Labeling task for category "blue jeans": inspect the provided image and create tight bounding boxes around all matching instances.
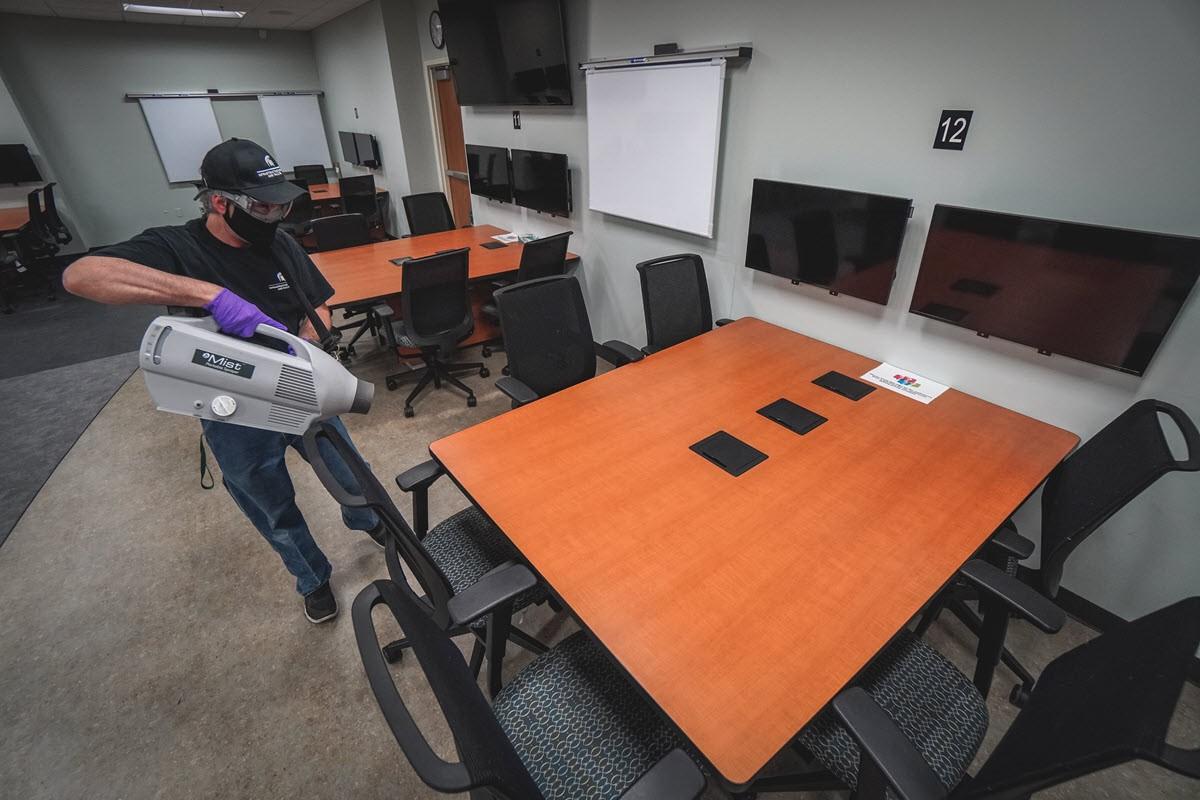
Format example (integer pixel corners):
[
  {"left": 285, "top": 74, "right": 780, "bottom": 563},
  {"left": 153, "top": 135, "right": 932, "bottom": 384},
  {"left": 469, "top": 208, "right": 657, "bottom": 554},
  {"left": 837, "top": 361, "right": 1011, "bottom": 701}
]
[{"left": 201, "top": 416, "right": 379, "bottom": 596}]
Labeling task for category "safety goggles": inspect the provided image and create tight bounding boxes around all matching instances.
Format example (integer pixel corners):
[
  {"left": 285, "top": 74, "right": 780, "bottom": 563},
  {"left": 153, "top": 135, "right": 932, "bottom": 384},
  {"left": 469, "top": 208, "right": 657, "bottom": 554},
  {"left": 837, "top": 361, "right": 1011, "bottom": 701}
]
[{"left": 215, "top": 191, "right": 293, "bottom": 223}]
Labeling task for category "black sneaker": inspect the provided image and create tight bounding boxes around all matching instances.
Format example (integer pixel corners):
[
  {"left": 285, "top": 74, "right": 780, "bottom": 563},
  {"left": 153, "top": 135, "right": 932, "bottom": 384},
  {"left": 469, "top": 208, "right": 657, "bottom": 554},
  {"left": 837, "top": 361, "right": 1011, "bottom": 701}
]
[
  {"left": 364, "top": 522, "right": 387, "bottom": 550},
  {"left": 304, "top": 582, "right": 338, "bottom": 624}
]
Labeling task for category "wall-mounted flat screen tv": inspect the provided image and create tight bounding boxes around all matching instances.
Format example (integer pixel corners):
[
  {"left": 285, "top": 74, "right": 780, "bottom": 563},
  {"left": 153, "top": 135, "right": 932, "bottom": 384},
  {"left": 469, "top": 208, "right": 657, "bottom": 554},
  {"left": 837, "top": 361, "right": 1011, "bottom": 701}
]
[
  {"left": 338, "top": 131, "right": 358, "bottom": 164},
  {"left": 744, "top": 179, "right": 912, "bottom": 306},
  {"left": 438, "top": 0, "right": 572, "bottom": 106},
  {"left": 353, "top": 133, "right": 380, "bottom": 168},
  {"left": 511, "top": 148, "right": 570, "bottom": 216},
  {"left": 465, "top": 144, "right": 512, "bottom": 202},
  {"left": 910, "top": 204, "right": 1200, "bottom": 375},
  {"left": 0, "top": 144, "right": 42, "bottom": 184}
]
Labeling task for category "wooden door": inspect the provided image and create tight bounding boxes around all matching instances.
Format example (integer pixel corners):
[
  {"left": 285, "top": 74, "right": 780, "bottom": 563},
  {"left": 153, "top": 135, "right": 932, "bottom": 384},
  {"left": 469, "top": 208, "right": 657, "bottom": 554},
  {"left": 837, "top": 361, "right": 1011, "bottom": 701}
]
[{"left": 433, "top": 66, "right": 472, "bottom": 227}]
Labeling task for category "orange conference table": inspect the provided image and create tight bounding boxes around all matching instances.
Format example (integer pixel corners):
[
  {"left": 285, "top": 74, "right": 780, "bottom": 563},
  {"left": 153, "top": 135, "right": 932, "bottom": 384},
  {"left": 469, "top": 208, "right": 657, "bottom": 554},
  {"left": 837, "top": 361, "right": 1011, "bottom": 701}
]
[
  {"left": 0, "top": 206, "right": 30, "bottom": 233},
  {"left": 430, "top": 318, "right": 1078, "bottom": 786}
]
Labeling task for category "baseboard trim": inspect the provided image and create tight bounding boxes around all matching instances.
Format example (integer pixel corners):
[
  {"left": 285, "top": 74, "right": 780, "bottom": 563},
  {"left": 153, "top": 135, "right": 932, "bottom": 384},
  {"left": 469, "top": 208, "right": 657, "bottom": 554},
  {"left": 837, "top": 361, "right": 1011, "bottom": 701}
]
[{"left": 1018, "top": 567, "right": 1200, "bottom": 686}]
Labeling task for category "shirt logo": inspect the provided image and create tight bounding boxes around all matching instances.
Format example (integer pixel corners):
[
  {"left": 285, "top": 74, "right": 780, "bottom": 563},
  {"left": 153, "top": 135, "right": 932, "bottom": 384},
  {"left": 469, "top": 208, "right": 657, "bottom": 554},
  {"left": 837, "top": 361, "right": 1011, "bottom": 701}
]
[
  {"left": 268, "top": 271, "right": 290, "bottom": 292},
  {"left": 192, "top": 348, "right": 256, "bottom": 379}
]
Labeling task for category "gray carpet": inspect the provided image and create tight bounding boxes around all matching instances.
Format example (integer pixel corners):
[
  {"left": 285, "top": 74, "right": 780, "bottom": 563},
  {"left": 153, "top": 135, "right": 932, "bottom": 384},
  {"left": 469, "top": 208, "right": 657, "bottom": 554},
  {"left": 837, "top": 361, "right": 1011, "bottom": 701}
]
[{"left": 0, "top": 350, "right": 139, "bottom": 544}]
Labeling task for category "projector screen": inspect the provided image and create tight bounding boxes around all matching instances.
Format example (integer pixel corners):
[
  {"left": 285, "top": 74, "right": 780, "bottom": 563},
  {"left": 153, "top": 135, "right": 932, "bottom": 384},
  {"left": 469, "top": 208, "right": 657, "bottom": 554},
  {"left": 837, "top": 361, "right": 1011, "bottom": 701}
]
[
  {"left": 259, "top": 94, "right": 332, "bottom": 170},
  {"left": 139, "top": 98, "right": 222, "bottom": 183},
  {"left": 586, "top": 61, "right": 727, "bottom": 237}
]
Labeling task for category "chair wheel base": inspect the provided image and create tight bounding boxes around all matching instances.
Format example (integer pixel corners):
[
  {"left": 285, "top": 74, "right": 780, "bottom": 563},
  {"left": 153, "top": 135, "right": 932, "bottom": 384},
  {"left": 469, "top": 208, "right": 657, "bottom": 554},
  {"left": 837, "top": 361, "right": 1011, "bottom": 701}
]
[
  {"left": 1010, "top": 683, "right": 1032, "bottom": 707},
  {"left": 501, "top": 365, "right": 510, "bottom": 376},
  {"left": 386, "top": 377, "right": 398, "bottom": 391},
  {"left": 481, "top": 345, "right": 492, "bottom": 357},
  {"left": 382, "top": 643, "right": 405, "bottom": 663},
  {"left": 404, "top": 406, "right": 415, "bottom": 418},
  {"left": 467, "top": 395, "right": 477, "bottom": 408},
  {"left": 479, "top": 367, "right": 490, "bottom": 378}
]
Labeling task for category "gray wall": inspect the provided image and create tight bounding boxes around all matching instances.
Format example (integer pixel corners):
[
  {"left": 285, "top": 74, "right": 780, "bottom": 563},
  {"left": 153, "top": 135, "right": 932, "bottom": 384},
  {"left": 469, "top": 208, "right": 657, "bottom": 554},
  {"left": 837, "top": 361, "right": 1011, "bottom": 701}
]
[
  {"left": 313, "top": 0, "right": 413, "bottom": 235},
  {"left": 380, "top": 0, "right": 441, "bottom": 196},
  {"left": 423, "top": 0, "right": 1200, "bottom": 620},
  {"left": 0, "top": 14, "right": 320, "bottom": 247}
]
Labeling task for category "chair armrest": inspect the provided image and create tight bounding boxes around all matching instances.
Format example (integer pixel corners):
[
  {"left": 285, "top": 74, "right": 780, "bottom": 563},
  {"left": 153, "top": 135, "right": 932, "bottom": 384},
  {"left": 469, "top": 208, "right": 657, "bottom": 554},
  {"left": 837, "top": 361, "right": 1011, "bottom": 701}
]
[
  {"left": 447, "top": 562, "right": 537, "bottom": 627},
  {"left": 395, "top": 459, "right": 443, "bottom": 493},
  {"left": 595, "top": 340, "right": 645, "bottom": 367},
  {"left": 352, "top": 580, "right": 473, "bottom": 792},
  {"left": 496, "top": 376, "right": 539, "bottom": 407},
  {"left": 1155, "top": 399, "right": 1200, "bottom": 470},
  {"left": 715, "top": 318, "right": 735, "bottom": 327},
  {"left": 832, "top": 689, "right": 946, "bottom": 800},
  {"left": 372, "top": 303, "right": 394, "bottom": 320},
  {"left": 988, "top": 519, "right": 1035, "bottom": 561},
  {"left": 640, "top": 344, "right": 661, "bottom": 356},
  {"left": 618, "top": 748, "right": 705, "bottom": 800},
  {"left": 959, "top": 559, "right": 1066, "bottom": 633}
]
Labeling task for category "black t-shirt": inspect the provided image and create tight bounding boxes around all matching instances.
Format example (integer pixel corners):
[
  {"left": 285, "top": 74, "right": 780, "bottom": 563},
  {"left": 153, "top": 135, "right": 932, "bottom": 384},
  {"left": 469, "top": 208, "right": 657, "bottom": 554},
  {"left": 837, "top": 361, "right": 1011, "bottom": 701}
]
[{"left": 92, "top": 218, "right": 333, "bottom": 335}]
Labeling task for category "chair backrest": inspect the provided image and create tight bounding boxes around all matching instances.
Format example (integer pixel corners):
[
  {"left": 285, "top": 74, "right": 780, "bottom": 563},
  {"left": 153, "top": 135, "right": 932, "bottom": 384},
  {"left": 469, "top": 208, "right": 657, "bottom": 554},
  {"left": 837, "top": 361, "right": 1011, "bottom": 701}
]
[
  {"left": 24, "top": 189, "right": 55, "bottom": 247},
  {"left": 342, "top": 192, "right": 379, "bottom": 221},
  {"left": 400, "top": 247, "right": 473, "bottom": 347},
  {"left": 313, "top": 213, "right": 371, "bottom": 252},
  {"left": 293, "top": 164, "right": 328, "bottom": 185},
  {"left": 302, "top": 423, "right": 457, "bottom": 626},
  {"left": 41, "top": 182, "right": 72, "bottom": 245},
  {"left": 402, "top": 192, "right": 456, "bottom": 236},
  {"left": 516, "top": 231, "right": 572, "bottom": 283},
  {"left": 1038, "top": 399, "right": 1200, "bottom": 596},
  {"left": 339, "top": 174, "right": 376, "bottom": 196},
  {"left": 290, "top": 178, "right": 310, "bottom": 191},
  {"left": 636, "top": 253, "right": 713, "bottom": 352},
  {"left": 355, "top": 577, "right": 546, "bottom": 799},
  {"left": 961, "top": 596, "right": 1200, "bottom": 799},
  {"left": 495, "top": 275, "right": 597, "bottom": 398},
  {"left": 281, "top": 192, "right": 314, "bottom": 236}
]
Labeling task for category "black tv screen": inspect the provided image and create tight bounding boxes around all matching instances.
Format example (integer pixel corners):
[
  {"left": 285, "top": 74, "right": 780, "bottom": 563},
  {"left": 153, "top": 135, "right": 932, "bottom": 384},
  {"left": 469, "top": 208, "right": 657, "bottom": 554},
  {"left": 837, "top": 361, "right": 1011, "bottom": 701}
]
[
  {"left": 465, "top": 144, "right": 511, "bottom": 202},
  {"left": 910, "top": 205, "right": 1200, "bottom": 375},
  {"left": 0, "top": 144, "right": 41, "bottom": 184},
  {"left": 439, "top": 0, "right": 572, "bottom": 106},
  {"left": 511, "top": 148, "right": 570, "bottom": 216},
  {"left": 744, "top": 179, "right": 912, "bottom": 305},
  {"left": 338, "top": 131, "right": 358, "bottom": 164},
  {"left": 353, "top": 133, "right": 379, "bottom": 167}
]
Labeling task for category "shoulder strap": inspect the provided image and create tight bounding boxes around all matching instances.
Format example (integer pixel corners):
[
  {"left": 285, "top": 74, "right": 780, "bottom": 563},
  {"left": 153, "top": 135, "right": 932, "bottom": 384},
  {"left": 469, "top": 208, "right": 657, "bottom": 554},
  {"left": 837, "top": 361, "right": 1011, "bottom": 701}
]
[{"left": 274, "top": 247, "right": 341, "bottom": 354}]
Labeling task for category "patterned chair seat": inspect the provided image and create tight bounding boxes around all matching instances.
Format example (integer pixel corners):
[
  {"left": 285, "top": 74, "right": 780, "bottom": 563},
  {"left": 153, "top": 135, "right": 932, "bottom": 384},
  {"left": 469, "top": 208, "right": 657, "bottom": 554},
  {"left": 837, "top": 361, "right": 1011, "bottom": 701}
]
[
  {"left": 421, "top": 506, "right": 545, "bottom": 626},
  {"left": 799, "top": 630, "right": 988, "bottom": 798},
  {"left": 492, "top": 632, "right": 686, "bottom": 800}
]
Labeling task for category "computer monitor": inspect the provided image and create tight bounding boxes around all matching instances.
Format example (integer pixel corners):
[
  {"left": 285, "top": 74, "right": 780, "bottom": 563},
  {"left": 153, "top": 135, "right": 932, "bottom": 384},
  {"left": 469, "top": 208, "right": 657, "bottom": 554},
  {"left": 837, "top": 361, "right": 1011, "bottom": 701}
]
[
  {"left": 465, "top": 144, "right": 512, "bottom": 203},
  {"left": 353, "top": 133, "right": 379, "bottom": 167},
  {"left": 744, "top": 178, "right": 912, "bottom": 305},
  {"left": 910, "top": 204, "right": 1200, "bottom": 375},
  {"left": 0, "top": 144, "right": 42, "bottom": 184},
  {"left": 511, "top": 148, "right": 570, "bottom": 216},
  {"left": 338, "top": 131, "right": 359, "bottom": 164}
]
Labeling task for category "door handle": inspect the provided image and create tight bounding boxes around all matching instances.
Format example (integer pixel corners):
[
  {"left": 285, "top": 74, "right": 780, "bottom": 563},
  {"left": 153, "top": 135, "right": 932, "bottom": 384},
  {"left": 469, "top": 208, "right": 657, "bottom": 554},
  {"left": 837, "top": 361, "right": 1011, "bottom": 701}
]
[{"left": 446, "top": 170, "right": 467, "bottom": 180}]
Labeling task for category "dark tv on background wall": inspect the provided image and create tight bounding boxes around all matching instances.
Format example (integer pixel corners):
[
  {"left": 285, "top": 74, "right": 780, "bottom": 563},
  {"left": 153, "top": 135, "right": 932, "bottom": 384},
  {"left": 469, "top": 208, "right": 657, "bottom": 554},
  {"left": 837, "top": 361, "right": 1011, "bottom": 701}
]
[
  {"left": 744, "top": 179, "right": 912, "bottom": 306},
  {"left": 438, "top": 0, "right": 572, "bottom": 106},
  {"left": 465, "top": 144, "right": 512, "bottom": 202},
  {"left": 910, "top": 204, "right": 1200, "bottom": 376},
  {"left": 511, "top": 148, "right": 570, "bottom": 216},
  {"left": 352, "top": 133, "right": 380, "bottom": 168},
  {"left": 338, "top": 131, "right": 358, "bottom": 164},
  {"left": 0, "top": 144, "right": 42, "bottom": 184}
]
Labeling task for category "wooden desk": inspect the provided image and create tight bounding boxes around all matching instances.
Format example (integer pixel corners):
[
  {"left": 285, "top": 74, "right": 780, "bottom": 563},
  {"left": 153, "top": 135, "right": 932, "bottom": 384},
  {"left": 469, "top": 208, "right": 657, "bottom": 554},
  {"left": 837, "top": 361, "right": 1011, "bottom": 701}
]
[
  {"left": 430, "top": 318, "right": 1078, "bottom": 785},
  {"left": 306, "top": 183, "right": 387, "bottom": 203},
  {"left": 0, "top": 207, "right": 30, "bottom": 233},
  {"left": 310, "top": 224, "right": 580, "bottom": 307}
]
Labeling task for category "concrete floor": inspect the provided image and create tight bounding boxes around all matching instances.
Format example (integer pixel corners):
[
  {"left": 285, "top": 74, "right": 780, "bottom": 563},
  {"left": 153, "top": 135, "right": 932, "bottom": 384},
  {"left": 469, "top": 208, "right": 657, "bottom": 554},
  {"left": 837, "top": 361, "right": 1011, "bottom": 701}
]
[{"left": 1, "top": 343, "right": 1196, "bottom": 799}]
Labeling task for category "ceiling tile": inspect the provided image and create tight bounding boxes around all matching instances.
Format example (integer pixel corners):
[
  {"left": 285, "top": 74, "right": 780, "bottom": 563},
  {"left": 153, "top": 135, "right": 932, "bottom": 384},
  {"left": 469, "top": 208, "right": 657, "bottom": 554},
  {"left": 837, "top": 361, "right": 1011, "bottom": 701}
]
[
  {"left": 123, "top": 11, "right": 187, "bottom": 23},
  {"left": 0, "top": 0, "right": 53, "bottom": 15}
]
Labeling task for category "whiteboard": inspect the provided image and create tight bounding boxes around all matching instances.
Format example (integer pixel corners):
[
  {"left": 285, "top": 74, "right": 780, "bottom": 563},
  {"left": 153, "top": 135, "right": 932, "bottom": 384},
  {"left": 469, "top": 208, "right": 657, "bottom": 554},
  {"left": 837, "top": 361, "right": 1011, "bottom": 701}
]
[
  {"left": 139, "top": 98, "right": 222, "bottom": 183},
  {"left": 259, "top": 94, "right": 332, "bottom": 170},
  {"left": 586, "top": 61, "right": 727, "bottom": 237}
]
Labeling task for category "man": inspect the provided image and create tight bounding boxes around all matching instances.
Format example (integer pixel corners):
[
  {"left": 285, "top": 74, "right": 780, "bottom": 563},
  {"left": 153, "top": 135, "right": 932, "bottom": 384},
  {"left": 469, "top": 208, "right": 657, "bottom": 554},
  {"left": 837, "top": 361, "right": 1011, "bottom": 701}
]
[{"left": 63, "top": 138, "right": 383, "bottom": 624}]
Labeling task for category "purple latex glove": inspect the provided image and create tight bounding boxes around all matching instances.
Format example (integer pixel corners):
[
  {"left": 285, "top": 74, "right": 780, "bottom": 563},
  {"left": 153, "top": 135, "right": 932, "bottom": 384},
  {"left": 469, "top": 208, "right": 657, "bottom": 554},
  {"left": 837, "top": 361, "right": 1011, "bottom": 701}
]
[{"left": 204, "top": 288, "right": 287, "bottom": 338}]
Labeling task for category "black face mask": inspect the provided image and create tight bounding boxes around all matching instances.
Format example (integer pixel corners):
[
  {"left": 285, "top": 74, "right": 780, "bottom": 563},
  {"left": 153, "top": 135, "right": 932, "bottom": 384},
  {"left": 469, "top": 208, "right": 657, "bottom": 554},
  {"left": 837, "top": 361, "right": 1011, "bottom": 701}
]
[{"left": 224, "top": 204, "right": 279, "bottom": 252}]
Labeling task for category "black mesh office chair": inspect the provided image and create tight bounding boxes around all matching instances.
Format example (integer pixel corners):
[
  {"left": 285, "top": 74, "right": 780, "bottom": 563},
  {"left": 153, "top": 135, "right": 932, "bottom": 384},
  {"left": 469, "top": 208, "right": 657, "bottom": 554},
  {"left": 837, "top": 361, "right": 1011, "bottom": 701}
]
[
  {"left": 916, "top": 398, "right": 1200, "bottom": 703},
  {"left": 313, "top": 213, "right": 371, "bottom": 252},
  {"left": 302, "top": 422, "right": 550, "bottom": 698},
  {"left": 382, "top": 247, "right": 488, "bottom": 416},
  {"left": 293, "top": 164, "right": 328, "bottom": 186},
  {"left": 636, "top": 253, "right": 733, "bottom": 355},
  {"left": 480, "top": 231, "right": 573, "bottom": 359},
  {"left": 402, "top": 191, "right": 456, "bottom": 236},
  {"left": 755, "top": 596, "right": 1200, "bottom": 799},
  {"left": 41, "top": 183, "right": 71, "bottom": 246},
  {"left": 493, "top": 275, "right": 643, "bottom": 408},
  {"left": 342, "top": 192, "right": 382, "bottom": 230},
  {"left": 280, "top": 191, "right": 314, "bottom": 240},
  {"left": 353, "top": 575, "right": 706, "bottom": 799}
]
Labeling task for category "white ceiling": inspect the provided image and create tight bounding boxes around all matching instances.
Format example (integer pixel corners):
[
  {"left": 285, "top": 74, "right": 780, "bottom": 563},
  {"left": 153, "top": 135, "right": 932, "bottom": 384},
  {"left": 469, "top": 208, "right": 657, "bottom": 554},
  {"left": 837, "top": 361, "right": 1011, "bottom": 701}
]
[{"left": 0, "top": 0, "right": 371, "bottom": 30}]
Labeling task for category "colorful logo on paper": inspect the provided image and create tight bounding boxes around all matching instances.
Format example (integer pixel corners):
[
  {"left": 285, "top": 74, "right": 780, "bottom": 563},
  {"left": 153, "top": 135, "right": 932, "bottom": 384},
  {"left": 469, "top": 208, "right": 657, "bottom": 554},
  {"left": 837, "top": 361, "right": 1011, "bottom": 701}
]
[{"left": 893, "top": 374, "right": 921, "bottom": 388}]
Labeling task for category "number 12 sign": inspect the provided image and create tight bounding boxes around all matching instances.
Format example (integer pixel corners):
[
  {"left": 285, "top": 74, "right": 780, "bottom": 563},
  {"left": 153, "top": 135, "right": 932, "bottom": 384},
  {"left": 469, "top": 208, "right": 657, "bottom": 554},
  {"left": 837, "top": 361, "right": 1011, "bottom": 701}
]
[{"left": 934, "top": 110, "right": 973, "bottom": 150}]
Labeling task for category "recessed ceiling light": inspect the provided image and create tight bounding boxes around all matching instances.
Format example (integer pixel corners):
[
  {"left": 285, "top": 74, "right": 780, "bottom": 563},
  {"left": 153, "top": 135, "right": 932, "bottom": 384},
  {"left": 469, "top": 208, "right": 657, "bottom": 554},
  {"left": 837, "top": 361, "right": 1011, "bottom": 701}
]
[{"left": 123, "top": 3, "right": 246, "bottom": 18}]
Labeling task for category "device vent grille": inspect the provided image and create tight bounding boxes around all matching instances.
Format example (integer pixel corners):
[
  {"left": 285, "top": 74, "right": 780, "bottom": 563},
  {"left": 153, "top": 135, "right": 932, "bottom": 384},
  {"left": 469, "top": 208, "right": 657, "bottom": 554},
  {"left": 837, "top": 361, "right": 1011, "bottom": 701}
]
[
  {"left": 275, "top": 365, "right": 318, "bottom": 406},
  {"left": 268, "top": 404, "right": 310, "bottom": 431}
]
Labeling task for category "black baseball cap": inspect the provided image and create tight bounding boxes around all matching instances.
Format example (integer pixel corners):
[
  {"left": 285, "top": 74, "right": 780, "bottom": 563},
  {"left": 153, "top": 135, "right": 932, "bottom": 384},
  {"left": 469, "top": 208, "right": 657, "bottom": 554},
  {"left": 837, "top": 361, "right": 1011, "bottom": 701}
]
[{"left": 199, "top": 138, "right": 306, "bottom": 205}]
